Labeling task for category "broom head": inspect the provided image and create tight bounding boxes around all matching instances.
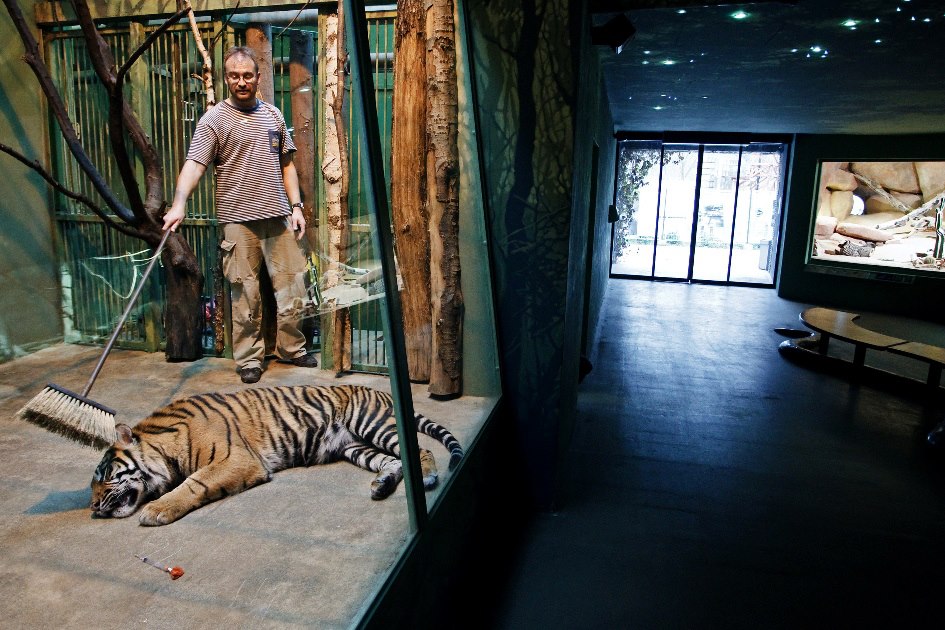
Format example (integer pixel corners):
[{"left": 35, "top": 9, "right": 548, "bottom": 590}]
[{"left": 16, "top": 383, "right": 117, "bottom": 449}]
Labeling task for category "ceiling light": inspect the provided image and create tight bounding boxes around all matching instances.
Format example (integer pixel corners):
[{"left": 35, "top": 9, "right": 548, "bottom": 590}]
[
  {"left": 731, "top": 11, "right": 749, "bottom": 20},
  {"left": 874, "top": 39, "right": 883, "bottom": 44},
  {"left": 810, "top": 45, "right": 823, "bottom": 52},
  {"left": 677, "top": 9, "right": 686, "bottom": 14},
  {"left": 653, "top": 106, "right": 664, "bottom": 110},
  {"left": 661, "top": 59, "right": 676, "bottom": 65},
  {"left": 842, "top": 19, "right": 858, "bottom": 27}
]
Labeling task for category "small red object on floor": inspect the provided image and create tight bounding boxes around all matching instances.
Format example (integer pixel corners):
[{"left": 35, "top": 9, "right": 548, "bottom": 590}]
[{"left": 135, "top": 554, "right": 185, "bottom": 580}]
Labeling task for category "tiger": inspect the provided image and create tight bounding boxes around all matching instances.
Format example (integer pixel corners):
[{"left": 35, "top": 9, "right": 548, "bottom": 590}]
[{"left": 90, "top": 384, "right": 464, "bottom": 526}]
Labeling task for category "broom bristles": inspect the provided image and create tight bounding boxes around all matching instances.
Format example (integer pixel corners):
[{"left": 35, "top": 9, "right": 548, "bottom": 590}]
[{"left": 15, "top": 383, "right": 117, "bottom": 449}]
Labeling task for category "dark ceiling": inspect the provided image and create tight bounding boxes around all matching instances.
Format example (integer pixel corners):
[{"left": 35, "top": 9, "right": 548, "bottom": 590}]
[{"left": 593, "top": 0, "right": 945, "bottom": 135}]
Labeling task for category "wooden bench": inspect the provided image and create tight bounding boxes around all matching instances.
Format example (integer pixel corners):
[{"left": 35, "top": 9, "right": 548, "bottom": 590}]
[
  {"left": 798, "top": 307, "right": 945, "bottom": 387},
  {"left": 886, "top": 341, "right": 945, "bottom": 388}
]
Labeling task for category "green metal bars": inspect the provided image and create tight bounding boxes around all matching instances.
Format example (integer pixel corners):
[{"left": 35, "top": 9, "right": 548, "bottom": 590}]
[{"left": 44, "top": 12, "right": 396, "bottom": 371}]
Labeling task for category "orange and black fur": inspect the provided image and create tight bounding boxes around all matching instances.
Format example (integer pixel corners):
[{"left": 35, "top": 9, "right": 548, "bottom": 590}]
[{"left": 90, "top": 385, "right": 463, "bottom": 526}]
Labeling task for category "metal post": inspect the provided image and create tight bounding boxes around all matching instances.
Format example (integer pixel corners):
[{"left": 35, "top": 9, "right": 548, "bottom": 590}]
[{"left": 342, "top": 0, "right": 428, "bottom": 532}]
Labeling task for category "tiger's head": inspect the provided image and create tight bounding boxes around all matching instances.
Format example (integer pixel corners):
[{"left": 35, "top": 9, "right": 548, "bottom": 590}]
[{"left": 90, "top": 423, "right": 149, "bottom": 518}]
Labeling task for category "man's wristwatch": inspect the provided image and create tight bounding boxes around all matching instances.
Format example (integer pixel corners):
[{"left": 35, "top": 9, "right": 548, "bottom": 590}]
[{"left": 291, "top": 202, "right": 304, "bottom": 211}]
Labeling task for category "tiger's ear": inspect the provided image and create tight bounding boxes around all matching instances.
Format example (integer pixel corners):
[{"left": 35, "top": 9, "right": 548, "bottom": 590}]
[{"left": 115, "top": 423, "right": 136, "bottom": 447}]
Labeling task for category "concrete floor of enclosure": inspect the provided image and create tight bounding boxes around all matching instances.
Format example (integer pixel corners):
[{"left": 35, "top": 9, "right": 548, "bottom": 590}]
[{"left": 0, "top": 345, "right": 489, "bottom": 629}]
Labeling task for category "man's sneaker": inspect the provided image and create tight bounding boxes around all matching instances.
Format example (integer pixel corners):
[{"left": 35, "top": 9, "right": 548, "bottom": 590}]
[
  {"left": 279, "top": 353, "right": 319, "bottom": 368},
  {"left": 239, "top": 366, "right": 262, "bottom": 383}
]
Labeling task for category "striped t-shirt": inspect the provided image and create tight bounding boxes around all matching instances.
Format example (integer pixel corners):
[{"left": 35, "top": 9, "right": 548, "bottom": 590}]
[{"left": 187, "top": 99, "right": 297, "bottom": 224}]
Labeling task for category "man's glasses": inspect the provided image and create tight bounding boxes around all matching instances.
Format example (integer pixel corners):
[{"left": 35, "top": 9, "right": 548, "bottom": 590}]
[{"left": 225, "top": 73, "right": 258, "bottom": 84}]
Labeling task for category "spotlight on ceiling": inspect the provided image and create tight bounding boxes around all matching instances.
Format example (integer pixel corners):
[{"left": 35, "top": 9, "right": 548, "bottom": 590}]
[{"left": 591, "top": 13, "right": 636, "bottom": 55}]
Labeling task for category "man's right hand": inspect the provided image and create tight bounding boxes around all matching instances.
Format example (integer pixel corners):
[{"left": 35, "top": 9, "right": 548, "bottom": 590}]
[{"left": 163, "top": 206, "right": 186, "bottom": 232}]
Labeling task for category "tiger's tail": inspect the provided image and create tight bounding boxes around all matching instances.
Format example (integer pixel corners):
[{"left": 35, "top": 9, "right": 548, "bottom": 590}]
[{"left": 415, "top": 414, "right": 464, "bottom": 470}]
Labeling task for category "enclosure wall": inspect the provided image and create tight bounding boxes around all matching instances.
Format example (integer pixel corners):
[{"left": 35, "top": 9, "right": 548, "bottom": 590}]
[{"left": 0, "top": 0, "right": 62, "bottom": 362}]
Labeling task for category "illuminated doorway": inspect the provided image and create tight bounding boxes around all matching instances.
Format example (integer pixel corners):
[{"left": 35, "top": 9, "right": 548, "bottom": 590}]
[{"left": 611, "top": 137, "right": 788, "bottom": 285}]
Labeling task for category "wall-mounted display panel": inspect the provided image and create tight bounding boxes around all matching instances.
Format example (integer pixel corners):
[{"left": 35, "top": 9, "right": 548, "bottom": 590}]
[{"left": 809, "top": 161, "right": 945, "bottom": 273}]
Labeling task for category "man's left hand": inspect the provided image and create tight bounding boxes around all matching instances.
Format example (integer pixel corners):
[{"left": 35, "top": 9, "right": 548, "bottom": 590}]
[{"left": 290, "top": 207, "right": 305, "bottom": 241}]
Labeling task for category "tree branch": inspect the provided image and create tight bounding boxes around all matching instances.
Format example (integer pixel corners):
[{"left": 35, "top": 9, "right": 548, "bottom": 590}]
[
  {"left": 0, "top": 143, "right": 142, "bottom": 237},
  {"left": 117, "top": 7, "right": 190, "bottom": 86},
  {"left": 181, "top": 0, "right": 215, "bottom": 109},
  {"left": 72, "top": 0, "right": 145, "bottom": 219},
  {"left": 2, "top": 0, "right": 135, "bottom": 224}
]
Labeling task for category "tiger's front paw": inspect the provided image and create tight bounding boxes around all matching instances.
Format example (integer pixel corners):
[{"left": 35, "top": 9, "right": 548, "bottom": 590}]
[{"left": 138, "top": 501, "right": 185, "bottom": 526}]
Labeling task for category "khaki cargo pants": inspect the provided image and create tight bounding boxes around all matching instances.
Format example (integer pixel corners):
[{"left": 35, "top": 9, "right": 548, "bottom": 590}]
[{"left": 221, "top": 217, "right": 309, "bottom": 370}]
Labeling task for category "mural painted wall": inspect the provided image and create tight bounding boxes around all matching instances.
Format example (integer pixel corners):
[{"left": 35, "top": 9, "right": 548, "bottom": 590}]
[
  {"left": 0, "top": 0, "right": 62, "bottom": 361},
  {"left": 467, "top": 0, "right": 576, "bottom": 508}
]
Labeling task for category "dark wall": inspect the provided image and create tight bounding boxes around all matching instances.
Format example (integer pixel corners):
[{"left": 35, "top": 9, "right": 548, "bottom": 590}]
[
  {"left": 467, "top": 0, "right": 578, "bottom": 510},
  {"left": 556, "top": 8, "right": 616, "bottom": 500},
  {"left": 778, "top": 132, "right": 945, "bottom": 322}
]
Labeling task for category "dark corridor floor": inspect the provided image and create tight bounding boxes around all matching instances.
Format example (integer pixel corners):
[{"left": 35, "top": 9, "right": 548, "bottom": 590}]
[{"left": 486, "top": 280, "right": 945, "bottom": 629}]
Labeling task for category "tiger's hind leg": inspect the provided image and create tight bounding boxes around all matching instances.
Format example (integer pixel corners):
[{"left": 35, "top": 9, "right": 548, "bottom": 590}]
[
  {"left": 339, "top": 444, "right": 439, "bottom": 499},
  {"left": 339, "top": 442, "right": 402, "bottom": 499}
]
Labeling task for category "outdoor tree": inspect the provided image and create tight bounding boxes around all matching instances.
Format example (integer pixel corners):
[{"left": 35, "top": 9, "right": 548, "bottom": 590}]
[
  {"left": 1, "top": 0, "right": 204, "bottom": 360},
  {"left": 613, "top": 145, "right": 683, "bottom": 259}
]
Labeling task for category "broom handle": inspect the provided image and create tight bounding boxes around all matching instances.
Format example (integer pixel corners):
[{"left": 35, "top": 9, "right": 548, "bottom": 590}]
[{"left": 81, "top": 229, "right": 172, "bottom": 397}]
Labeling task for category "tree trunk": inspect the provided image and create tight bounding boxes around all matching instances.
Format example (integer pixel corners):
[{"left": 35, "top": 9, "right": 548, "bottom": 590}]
[
  {"left": 322, "top": 11, "right": 352, "bottom": 374},
  {"left": 247, "top": 23, "right": 275, "bottom": 103},
  {"left": 161, "top": 232, "right": 204, "bottom": 361},
  {"left": 392, "top": 0, "right": 432, "bottom": 383},
  {"left": 426, "top": 0, "right": 463, "bottom": 396},
  {"left": 245, "top": 24, "right": 279, "bottom": 357},
  {"left": 290, "top": 30, "right": 318, "bottom": 346}
]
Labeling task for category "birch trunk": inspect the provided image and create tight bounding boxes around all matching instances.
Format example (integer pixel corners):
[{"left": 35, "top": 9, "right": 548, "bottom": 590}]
[
  {"left": 392, "top": 0, "right": 432, "bottom": 382},
  {"left": 426, "top": 0, "right": 463, "bottom": 396},
  {"left": 322, "top": 11, "right": 352, "bottom": 374}
]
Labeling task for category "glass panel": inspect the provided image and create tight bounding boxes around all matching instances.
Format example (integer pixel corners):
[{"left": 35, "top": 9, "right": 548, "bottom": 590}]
[
  {"left": 730, "top": 144, "right": 785, "bottom": 283},
  {"left": 654, "top": 145, "right": 699, "bottom": 279},
  {"left": 611, "top": 140, "right": 662, "bottom": 276},
  {"left": 693, "top": 145, "right": 740, "bottom": 281},
  {"left": 27, "top": 11, "right": 502, "bottom": 627}
]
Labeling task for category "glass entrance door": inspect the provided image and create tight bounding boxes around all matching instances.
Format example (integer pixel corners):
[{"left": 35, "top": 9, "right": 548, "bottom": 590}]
[
  {"left": 653, "top": 145, "right": 699, "bottom": 279},
  {"left": 611, "top": 138, "right": 786, "bottom": 285}
]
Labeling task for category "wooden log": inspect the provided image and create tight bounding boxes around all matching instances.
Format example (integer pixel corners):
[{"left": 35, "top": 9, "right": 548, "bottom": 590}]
[
  {"left": 392, "top": 0, "right": 432, "bottom": 382},
  {"left": 245, "top": 23, "right": 278, "bottom": 355},
  {"left": 246, "top": 23, "right": 274, "bottom": 102},
  {"left": 426, "top": 0, "right": 463, "bottom": 396},
  {"left": 321, "top": 11, "right": 352, "bottom": 373}
]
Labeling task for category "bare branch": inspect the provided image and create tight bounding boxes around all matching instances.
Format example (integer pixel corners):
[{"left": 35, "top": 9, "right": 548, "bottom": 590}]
[
  {"left": 182, "top": 0, "right": 216, "bottom": 109},
  {"left": 210, "top": 0, "right": 243, "bottom": 49},
  {"left": 0, "top": 143, "right": 142, "bottom": 238},
  {"left": 1, "top": 0, "right": 135, "bottom": 224},
  {"left": 851, "top": 172, "right": 911, "bottom": 214},
  {"left": 72, "top": 0, "right": 145, "bottom": 218},
  {"left": 874, "top": 190, "right": 945, "bottom": 230},
  {"left": 117, "top": 7, "right": 190, "bottom": 86}
]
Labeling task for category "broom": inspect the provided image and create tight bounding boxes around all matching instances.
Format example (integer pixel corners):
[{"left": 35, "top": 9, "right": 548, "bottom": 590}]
[{"left": 16, "top": 229, "right": 172, "bottom": 449}]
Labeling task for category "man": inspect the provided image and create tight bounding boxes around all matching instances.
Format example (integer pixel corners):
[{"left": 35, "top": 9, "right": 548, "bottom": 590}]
[{"left": 163, "top": 45, "right": 317, "bottom": 384}]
